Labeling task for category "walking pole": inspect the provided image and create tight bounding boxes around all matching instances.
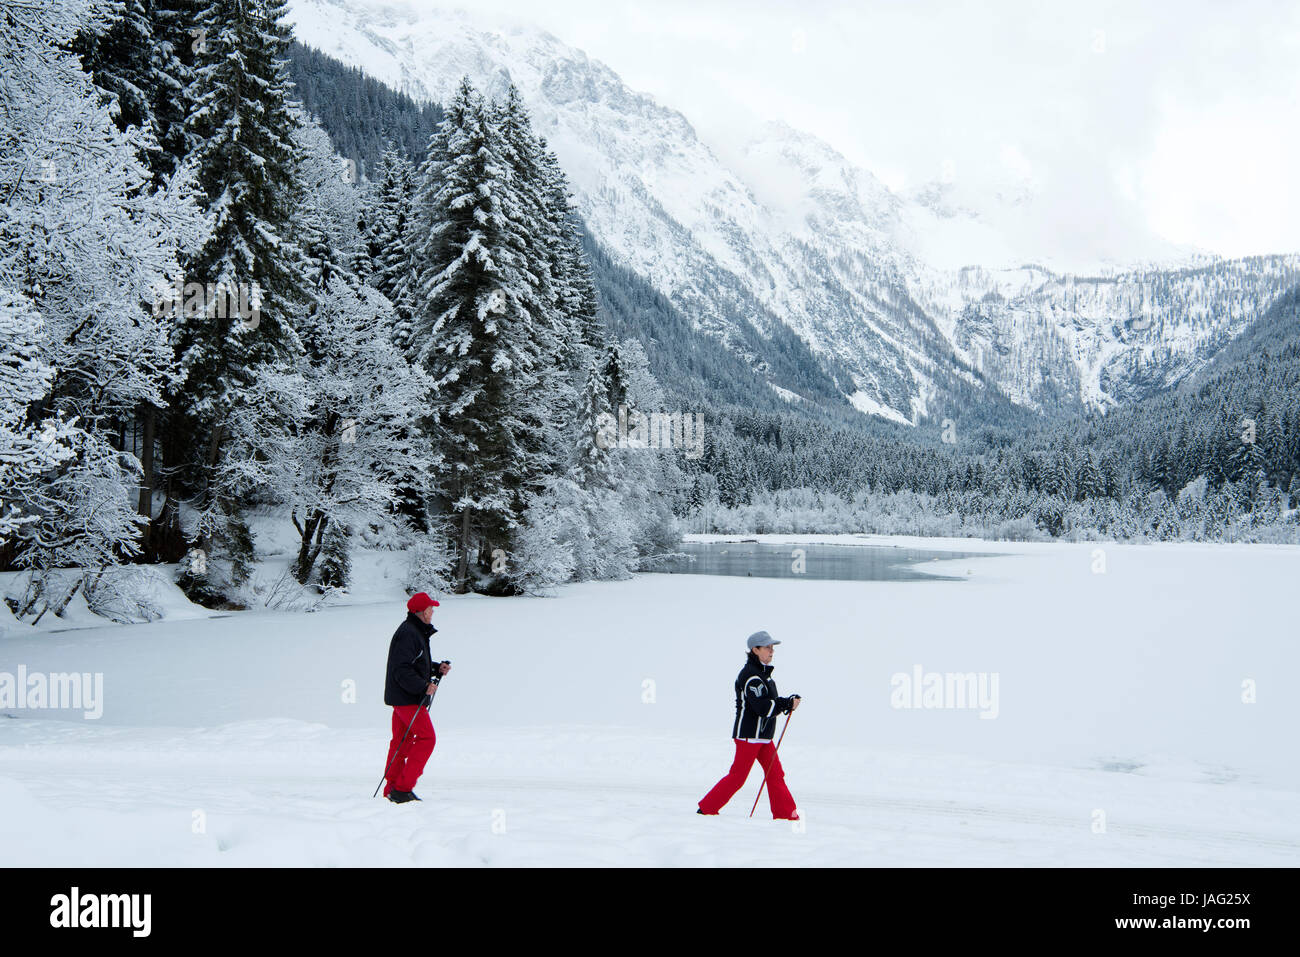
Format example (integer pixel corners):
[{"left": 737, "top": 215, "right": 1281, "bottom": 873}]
[
  {"left": 749, "top": 708, "right": 795, "bottom": 818},
  {"left": 373, "top": 667, "right": 446, "bottom": 799}
]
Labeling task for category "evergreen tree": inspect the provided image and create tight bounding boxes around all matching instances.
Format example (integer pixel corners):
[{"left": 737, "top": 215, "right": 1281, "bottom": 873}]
[
  {"left": 576, "top": 359, "right": 613, "bottom": 490},
  {"left": 1227, "top": 432, "right": 1267, "bottom": 495},
  {"left": 71, "top": 0, "right": 157, "bottom": 145},
  {"left": 168, "top": 0, "right": 310, "bottom": 577},
  {"left": 361, "top": 148, "right": 418, "bottom": 349},
  {"left": 408, "top": 78, "right": 555, "bottom": 593},
  {"left": 1075, "top": 451, "right": 1102, "bottom": 500},
  {"left": 71, "top": 0, "right": 201, "bottom": 185},
  {"left": 317, "top": 520, "right": 351, "bottom": 590}
]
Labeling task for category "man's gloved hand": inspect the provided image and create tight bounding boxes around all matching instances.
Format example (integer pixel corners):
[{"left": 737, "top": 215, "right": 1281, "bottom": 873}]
[{"left": 432, "top": 660, "right": 451, "bottom": 684}]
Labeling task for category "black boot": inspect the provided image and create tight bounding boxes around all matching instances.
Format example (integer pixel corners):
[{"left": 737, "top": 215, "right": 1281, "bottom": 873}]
[{"left": 388, "top": 790, "right": 415, "bottom": 804}]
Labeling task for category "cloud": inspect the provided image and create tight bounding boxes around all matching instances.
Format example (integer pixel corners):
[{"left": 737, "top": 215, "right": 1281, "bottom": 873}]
[{"left": 388, "top": 0, "right": 1300, "bottom": 261}]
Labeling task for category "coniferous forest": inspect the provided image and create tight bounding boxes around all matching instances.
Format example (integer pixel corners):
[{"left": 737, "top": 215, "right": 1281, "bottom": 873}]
[
  {"left": 1, "top": 0, "right": 675, "bottom": 623},
  {"left": 3, "top": 0, "right": 1299, "bottom": 628}
]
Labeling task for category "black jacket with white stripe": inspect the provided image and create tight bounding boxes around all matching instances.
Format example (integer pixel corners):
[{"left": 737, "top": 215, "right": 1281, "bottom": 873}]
[
  {"left": 731, "top": 652, "right": 794, "bottom": 741},
  {"left": 384, "top": 612, "right": 438, "bottom": 707}
]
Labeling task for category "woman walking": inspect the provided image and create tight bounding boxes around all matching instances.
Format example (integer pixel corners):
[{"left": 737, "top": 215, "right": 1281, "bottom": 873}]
[{"left": 697, "top": 631, "right": 801, "bottom": 820}]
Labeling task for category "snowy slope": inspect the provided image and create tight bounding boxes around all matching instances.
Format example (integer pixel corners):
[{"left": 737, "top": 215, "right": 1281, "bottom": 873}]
[
  {"left": 283, "top": 0, "right": 1300, "bottom": 420},
  {"left": 2, "top": 536, "right": 1298, "bottom": 866}
]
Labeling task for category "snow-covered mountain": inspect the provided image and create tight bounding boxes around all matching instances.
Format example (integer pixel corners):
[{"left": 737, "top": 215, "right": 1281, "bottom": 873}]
[
  {"left": 286, "top": 0, "right": 1300, "bottom": 422},
  {"left": 944, "top": 258, "right": 1300, "bottom": 411}
]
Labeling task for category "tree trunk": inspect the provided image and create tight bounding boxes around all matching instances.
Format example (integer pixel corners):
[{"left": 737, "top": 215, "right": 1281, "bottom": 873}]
[
  {"left": 455, "top": 505, "right": 471, "bottom": 593},
  {"left": 136, "top": 403, "right": 156, "bottom": 557},
  {"left": 293, "top": 511, "right": 330, "bottom": 584}
]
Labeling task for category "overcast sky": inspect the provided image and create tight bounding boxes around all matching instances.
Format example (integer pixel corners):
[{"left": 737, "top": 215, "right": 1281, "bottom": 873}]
[{"left": 408, "top": 0, "right": 1300, "bottom": 261}]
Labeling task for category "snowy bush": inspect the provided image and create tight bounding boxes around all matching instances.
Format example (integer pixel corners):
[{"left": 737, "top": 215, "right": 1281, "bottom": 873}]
[
  {"left": 1178, "top": 474, "right": 1208, "bottom": 505},
  {"left": 404, "top": 536, "right": 455, "bottom": 598},
  {"left": 175, "top": 547, "right": 237, "bottom": 609},
  {"left": 226, "top": 566, "right": 329, "bottom": 614},
  {"left": 83, "top": 566, "right": 170, "bottom": 624},
  {"left": 511, "top": 504, "right": 577, "bottom": 595},
  {"left": 359, "top": 514, "right": 414, "bottom": 551},
  {"left": 508, "top": 478, "right": 643, "bottom": 592},
  {"left": 5, "top": 568, "right": 80, "bottom": 625},
  {"left": 987, "top": 516, "right": 1042, "bottom": 541}
]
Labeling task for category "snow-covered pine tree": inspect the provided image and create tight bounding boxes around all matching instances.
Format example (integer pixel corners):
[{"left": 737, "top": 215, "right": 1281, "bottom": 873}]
[
  {"left": 1227, "top": 432, "right": 1267, "bottom": 499},
  {"left": 1043, "top": 448, "right": 1073, "bottom": 499},
  {"left": 348, "top": 157, "right": 386, "bottom": 287},
  {"left": 316, "top": 519, "right": 351, "bottom": 590},
  {"left": 148, "top": 0, "right": 203, "bottom": 178},
  {"left": 71, "top": 0, "right": 158, "bottom": 150},
  {"left": 492, "top": 84, "right": 559, "bottom": 333},
  {"left": 70, "top": 0, "right": 202, "bottom": 186},
  {"left": 1206, "top": 405, "right": 1238, "bottom": 489},
  {"left": 576, "top": 358, "right": 613, "bottom": 491},
  {"left": 603, "top": 341, "right": 630, "bottom": 415},
  {"left": 486, "top": 83, "right": 569, "bottom": 484},
  {"left": 362, "top": 148, "right": 418, "bottom": 351},
  {"left": 167, "top": 0, "right": 311, "bottom": 580},
  {"left": 408, "top": 78, "right": 555, "bottom": 594},
  {"left": 1075, "top": 451, "right": 1103, "bottom": 500},
  {"left": 536, "top": 135, "right": 604, "bottom": 368}
]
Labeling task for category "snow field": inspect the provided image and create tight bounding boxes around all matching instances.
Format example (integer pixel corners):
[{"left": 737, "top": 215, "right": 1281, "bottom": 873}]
[{"left": 2, "top": 537, "right": 1297, "bottom": 866}]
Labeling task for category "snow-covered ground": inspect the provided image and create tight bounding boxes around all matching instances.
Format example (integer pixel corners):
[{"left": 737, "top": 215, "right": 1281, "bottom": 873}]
[{"left": 2, "top": 535, "right": 1297, "bottom": 866}]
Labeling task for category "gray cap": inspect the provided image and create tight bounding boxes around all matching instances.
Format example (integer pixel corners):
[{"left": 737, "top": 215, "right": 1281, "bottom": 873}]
[{"left": 747, "top": 630, "right": 781, "bottom": 650}]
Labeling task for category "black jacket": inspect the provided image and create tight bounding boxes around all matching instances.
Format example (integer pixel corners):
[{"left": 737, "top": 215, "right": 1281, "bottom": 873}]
[
  {"left": 384, "top": 612, "right": 438, "bottom": 707},
  {"left": 731, "top": 651, "right": 794, "bottom": 741}
]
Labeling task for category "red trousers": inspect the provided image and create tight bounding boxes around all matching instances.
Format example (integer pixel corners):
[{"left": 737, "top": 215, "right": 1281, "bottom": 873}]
[
  {"left": 383, "top": 704, "right": 436, "bottom": 796},
  {"left": 698, "top": 739, "right": 798, "bottom": 819}
]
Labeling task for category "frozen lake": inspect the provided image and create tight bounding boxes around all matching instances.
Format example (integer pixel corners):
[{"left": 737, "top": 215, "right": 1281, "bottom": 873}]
[{"left": 654, "top": 540, "right": 996, "bottom": 581}]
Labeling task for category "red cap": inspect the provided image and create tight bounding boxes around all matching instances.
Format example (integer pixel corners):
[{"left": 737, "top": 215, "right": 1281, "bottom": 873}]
[{"left": 407, "top": 592, "right": 439, "bottom": 612}]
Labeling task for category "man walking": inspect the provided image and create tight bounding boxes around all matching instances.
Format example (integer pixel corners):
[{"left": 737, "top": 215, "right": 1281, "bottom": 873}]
[
  {"left": 697, "top": 631, "right": 801, "bottom": 819},
  {"left": 382, "top": 592, "right": 450, "bottom": 804}
]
